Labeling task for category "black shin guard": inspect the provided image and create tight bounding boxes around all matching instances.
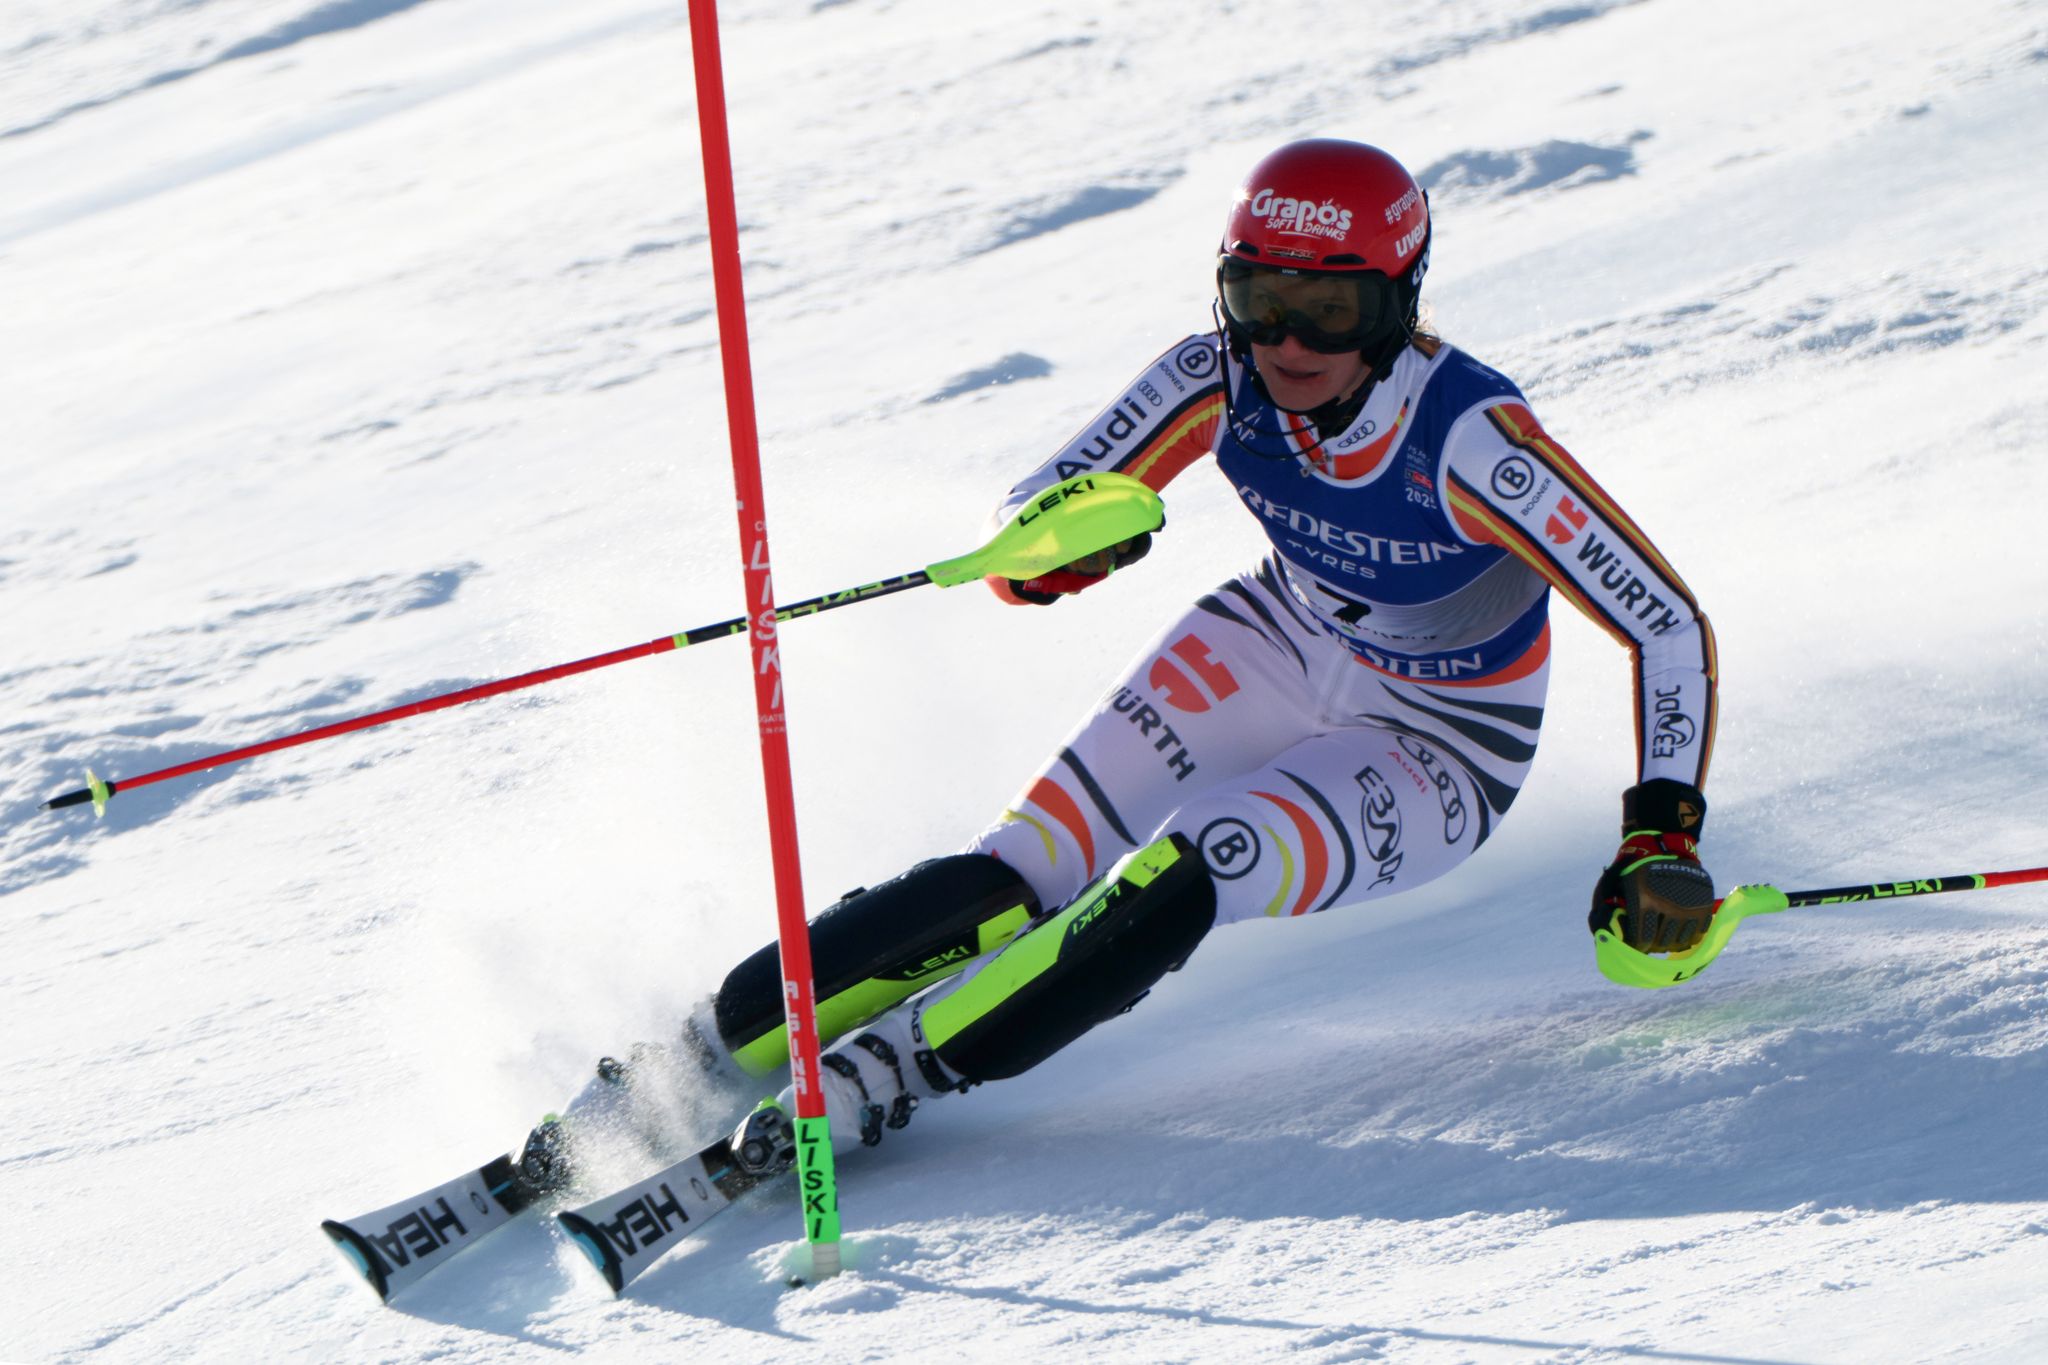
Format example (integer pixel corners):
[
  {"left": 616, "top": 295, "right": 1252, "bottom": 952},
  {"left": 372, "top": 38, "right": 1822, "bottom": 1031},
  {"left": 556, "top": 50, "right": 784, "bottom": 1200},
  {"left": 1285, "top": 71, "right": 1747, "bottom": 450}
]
[
  {"left": 713, "top": 854, "right": 1040, "bottom": 1076},
  {"left": 920, "top": 834, "right": 1217, "bottom": 1084}
]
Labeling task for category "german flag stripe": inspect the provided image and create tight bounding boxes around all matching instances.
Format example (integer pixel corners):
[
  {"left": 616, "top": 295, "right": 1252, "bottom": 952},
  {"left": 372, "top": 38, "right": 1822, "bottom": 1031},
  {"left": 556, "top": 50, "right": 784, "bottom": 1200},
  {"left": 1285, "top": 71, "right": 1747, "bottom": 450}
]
[
  {"left": 1125, "top": 393, "right": 1225, "bottom": 489},
  {"left": 1694, "top": 613, "right": 1720, "bottom": 785},
  {"left": 1446, "top": 471, "right": 1638, "bottom": 653},
  {"left": 1630, "top": 665, "right": 1644, "bottom": 775},
  {"left": 1447, "top": 492, "right": 1501, "bottom": 546},
  {"left": 1282, "top": 769, "right": 1355, "bottom": 913},
  {"left": 1023, "top": 776, "right": 1095, "bottom": 880},
  {"left": 1000, "top": 808, "right": 1058, "bottom": 867},
  {"left": 1280, "top": 412, "right": 1322, "bottom": 469},
  {"left": 1283, "top": 411, "right": 1312, "bottom": 452},
  {"left": 1258, "top": 824, "right": 1296, "bottom": 918},
  {"left": 1254, "top": 789, "right": 1327, "bottom": 916},
  {"left": 1485, "top": 403, "right": 1699, "bottom": 612}
]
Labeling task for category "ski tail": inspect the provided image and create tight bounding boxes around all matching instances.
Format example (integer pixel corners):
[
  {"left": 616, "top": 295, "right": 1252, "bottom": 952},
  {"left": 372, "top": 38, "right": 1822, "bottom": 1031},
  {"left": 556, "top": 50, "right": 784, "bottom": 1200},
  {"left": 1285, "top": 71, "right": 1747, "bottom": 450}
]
[
  {"left": 321, "top": 1153, "right": 536, "bottom": 1303},
  {"left": 554, "top": 1207, "right": 629, "bottom": 1294},
  {"left": 320, "top": 1217, "right": 394, "bottom": 1302}
]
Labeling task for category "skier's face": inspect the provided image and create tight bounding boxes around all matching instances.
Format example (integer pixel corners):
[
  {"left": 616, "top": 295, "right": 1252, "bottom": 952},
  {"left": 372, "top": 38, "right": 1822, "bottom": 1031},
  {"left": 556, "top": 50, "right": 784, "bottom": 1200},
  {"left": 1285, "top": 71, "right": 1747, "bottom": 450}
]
[{"left": 1250, "top": 334, "right": 1371, "bottom": 413}]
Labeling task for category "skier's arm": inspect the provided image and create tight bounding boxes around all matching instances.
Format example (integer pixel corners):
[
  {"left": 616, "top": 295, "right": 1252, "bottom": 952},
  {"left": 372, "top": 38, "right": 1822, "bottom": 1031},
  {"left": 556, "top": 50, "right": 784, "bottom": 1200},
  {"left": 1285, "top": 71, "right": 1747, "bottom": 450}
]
[
  {"left": 1440, "top": 400, "right": 1717, "bottom": 787},
  {"left": 987, "top": 334, "right": 1227, "bottom": 604},
  {"left": 1440, "top": 401, "right": 1718, "bottom": 951}
]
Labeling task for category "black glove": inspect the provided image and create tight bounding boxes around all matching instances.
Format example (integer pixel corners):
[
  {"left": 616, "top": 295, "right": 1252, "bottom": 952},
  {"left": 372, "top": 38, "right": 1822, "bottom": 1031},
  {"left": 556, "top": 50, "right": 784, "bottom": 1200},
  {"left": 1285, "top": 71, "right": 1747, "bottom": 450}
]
[
  {"left": 1005, "top": 532, "right": 1153, "bottom": 605},
  {"left": 1589, "top": 778, "right": 1714, "bottom": 952}
]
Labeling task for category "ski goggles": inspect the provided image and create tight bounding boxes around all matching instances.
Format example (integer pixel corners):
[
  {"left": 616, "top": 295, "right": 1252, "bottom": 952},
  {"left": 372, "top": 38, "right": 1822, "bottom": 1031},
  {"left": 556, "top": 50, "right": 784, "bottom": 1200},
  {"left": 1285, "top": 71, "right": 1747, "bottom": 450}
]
[{"left": 1216, "top": 255, "right": 1400, "bottom": 354}]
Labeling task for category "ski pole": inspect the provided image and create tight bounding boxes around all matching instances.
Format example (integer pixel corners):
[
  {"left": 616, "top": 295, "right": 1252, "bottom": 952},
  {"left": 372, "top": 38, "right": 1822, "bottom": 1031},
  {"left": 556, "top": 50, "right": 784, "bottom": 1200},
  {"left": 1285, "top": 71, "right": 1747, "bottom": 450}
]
[
  {"left": 1595, "top": 865, "right": 2048, "bottom": 988},
  {"left": 39, "top": 471, "right": 1163, "bottom": 818}
]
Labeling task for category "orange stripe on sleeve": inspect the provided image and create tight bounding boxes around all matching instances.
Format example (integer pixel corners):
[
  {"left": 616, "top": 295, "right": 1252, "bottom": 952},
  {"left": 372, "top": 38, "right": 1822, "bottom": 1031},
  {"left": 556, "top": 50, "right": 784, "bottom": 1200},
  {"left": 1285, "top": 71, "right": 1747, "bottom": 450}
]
[
  {"left": 1127, "top": 394, "right": 1225, "bottom": 490},
  {"left": 1449, "top": 491, "right": 1501, "bottom": 545},
  {"left": 1486, "top": 403, "right": 1698, "bottom": 610},
  {"left": 1446, "top": 477, "right": 1638, "bottom": 653}
]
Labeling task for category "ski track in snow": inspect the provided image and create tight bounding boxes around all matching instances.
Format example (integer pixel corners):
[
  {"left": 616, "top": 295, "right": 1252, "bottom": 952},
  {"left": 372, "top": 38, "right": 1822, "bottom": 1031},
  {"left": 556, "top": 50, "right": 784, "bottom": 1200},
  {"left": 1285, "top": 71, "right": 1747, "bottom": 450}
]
[
  {"left": 1502, "top": 260, "right": 2047, "bottom": 407},
  {"left": 1418, "top": 131, "right": 1652, "bottom": 201},
  {"left": 0, "top": 0, "right": 592, "bottom": 143},
  {"left": 3, "top": 0, "right": 2046, "bottom": 1361},
  {"left": 0, "top": 3, "right": 680, "bottom": 248}
]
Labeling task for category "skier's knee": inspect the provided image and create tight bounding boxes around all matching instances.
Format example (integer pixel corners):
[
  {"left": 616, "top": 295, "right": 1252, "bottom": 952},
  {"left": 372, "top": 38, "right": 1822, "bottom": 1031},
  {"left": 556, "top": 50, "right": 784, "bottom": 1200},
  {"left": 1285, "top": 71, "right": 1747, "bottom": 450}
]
[
  {"left": 920, "top": 833, "right": 1217, "bottom": 1084},
  {"left": 713, "top": 853, "right": 1040, "bottom": 1076}
]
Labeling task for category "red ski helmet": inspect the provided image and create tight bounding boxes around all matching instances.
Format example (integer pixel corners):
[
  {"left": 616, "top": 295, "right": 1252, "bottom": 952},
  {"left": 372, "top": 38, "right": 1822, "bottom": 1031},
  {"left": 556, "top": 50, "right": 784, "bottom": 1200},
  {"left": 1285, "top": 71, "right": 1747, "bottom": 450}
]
[{"left": 1217, "top": 139, "right": 1430, "bottom": 356}]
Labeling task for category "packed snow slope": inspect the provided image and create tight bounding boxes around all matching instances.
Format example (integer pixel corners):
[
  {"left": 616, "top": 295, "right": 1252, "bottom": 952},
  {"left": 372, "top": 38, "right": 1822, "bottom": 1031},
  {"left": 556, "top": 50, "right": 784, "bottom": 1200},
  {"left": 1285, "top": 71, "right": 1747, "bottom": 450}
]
[{"left": 4, "top": 1, "right": 2046, "bottom": 1360}]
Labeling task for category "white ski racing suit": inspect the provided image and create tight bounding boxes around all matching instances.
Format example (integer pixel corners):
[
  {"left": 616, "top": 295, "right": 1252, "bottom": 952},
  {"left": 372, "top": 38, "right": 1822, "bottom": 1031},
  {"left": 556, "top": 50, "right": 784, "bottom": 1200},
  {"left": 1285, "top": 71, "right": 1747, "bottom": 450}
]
[{"left": 967, "top": 331, "right": 1719, "bottom": 927}]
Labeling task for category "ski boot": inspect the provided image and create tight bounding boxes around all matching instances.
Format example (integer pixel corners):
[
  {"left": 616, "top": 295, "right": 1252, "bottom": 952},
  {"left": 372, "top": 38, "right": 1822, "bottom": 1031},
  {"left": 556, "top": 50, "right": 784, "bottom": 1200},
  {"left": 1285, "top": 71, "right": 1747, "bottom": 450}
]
[
  {"left": 728, "top": 1007, "right": 962, "bottom": 1176},
  {"left": 729, "top": 1098, "right": 798, "bottom": 1178},
  {"left": 515, "top": 1112, "right": 578, "bottom": 1194},
  {"left": 516, "top": 1006, "right": 756, "bottom": 1195}
]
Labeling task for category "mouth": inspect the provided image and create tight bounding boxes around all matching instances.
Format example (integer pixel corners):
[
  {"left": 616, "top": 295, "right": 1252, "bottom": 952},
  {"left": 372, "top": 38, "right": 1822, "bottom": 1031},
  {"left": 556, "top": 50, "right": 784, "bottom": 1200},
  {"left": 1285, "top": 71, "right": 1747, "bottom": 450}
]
[{"left": 1269, "top": 361, "right": 1324, "bottom": 384}]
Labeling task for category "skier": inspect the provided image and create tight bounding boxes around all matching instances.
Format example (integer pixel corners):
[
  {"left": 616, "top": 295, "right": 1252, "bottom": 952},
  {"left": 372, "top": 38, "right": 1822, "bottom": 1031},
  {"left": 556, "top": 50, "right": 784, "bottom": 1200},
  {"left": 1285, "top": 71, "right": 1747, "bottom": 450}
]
[{"left": 521, "top": 137, "right": 1720, "bottom": 1187}]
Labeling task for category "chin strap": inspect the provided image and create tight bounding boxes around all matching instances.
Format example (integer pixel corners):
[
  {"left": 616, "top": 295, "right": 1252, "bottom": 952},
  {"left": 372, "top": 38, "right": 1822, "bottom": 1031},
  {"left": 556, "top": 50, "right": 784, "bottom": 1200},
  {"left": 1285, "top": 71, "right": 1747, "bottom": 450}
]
[{"left": 1214, "top": 318, "right": 1404, "bottom": 475}]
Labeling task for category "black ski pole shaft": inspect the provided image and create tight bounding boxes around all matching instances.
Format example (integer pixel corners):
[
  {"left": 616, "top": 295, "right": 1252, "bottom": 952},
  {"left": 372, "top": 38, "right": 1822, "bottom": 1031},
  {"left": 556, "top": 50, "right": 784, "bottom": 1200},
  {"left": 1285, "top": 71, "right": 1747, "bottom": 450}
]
[{"left": 1775, "top": 866, "right": 2048, "bottom": 908}]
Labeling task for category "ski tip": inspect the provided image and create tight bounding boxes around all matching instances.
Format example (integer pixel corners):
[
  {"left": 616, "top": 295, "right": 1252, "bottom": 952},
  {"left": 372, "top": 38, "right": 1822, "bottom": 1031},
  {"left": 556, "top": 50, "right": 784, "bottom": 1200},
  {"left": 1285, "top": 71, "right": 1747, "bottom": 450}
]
[
  {"left": 321, "top": 1219, "right": 393, "bottom": 1303},
  {"left": 555, "top": 1210, "right": 625, "bottom": 1295}
]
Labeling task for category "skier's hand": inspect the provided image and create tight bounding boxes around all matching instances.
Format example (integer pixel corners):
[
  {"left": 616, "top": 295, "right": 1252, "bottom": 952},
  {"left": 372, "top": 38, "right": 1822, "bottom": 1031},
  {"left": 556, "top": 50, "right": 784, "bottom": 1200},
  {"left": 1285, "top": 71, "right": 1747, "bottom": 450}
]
[
  {"left": 999, "top": 532, "right": 1153, "bottom": 605},
  {"left": 1588, "top": 779, "right": 1714, "bottom": 952}
]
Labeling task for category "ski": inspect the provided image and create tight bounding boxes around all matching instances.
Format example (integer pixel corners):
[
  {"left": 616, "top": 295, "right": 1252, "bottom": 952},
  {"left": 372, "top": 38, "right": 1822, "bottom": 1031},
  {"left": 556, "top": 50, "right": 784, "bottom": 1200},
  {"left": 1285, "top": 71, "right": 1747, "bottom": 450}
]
[
  {"left": 555, "top": 1132, "right": 769, "bottom": 1293},
  {"left": 321, "top": 1152, "right": 541, "bottom": 1302},
  {"left": 323, "top": 1134, "right": 777, "bottom": 1302}
]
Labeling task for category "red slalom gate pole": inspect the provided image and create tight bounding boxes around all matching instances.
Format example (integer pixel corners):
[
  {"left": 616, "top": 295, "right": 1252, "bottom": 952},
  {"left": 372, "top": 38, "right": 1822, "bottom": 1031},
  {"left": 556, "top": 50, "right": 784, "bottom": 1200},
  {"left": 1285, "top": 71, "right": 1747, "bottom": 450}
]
[{"left": 685, "top": 0, "right": 841, "bottom": 1281}]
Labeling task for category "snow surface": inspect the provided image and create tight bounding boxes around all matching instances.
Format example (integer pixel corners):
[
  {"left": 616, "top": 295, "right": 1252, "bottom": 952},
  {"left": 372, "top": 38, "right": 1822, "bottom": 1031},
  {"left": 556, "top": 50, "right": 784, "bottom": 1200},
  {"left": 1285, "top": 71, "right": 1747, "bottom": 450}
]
[{"left": 3, "top": 0, "right": 2046, "bottom": 1360}]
